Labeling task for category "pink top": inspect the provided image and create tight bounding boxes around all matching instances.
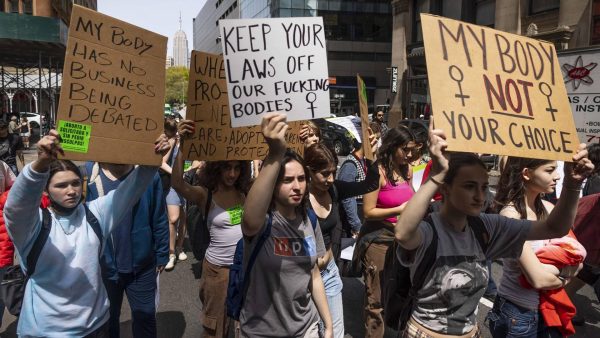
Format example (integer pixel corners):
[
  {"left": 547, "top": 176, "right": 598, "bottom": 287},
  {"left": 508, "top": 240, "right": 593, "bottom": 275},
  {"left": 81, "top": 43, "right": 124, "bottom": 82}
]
[{"left": 376, "top": 179, "right": 414, "bottom": 223}]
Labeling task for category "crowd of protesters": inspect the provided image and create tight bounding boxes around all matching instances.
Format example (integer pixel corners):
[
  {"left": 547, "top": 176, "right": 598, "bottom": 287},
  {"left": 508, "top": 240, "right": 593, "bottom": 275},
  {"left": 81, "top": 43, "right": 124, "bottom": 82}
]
[{"left": 0, "top": 109, "right": 597, "bottom": 338}]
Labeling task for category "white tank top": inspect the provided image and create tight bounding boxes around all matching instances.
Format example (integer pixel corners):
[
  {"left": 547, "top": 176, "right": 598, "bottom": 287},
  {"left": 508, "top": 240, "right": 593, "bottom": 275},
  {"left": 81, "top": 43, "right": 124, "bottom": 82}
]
[{"left": 204, "top": 200, "right": 243, "bottom": 266}]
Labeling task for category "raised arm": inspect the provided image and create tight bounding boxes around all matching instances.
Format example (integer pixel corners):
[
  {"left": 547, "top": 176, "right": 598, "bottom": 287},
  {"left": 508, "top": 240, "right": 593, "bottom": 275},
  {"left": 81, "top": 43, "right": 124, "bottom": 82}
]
[
  {"left": 170, "top": 120, "right": 208, "bottom": 207},
  {"left": 159, "top": 138, "right": 176, "bottom": 174},
  {"left": 395, "top": 122, "right": 448, "bottom": 251},
  {"left": 5, "top": 131, "right": 60, "bottom": 261},
  {"left": 334, "top": 160, "right": 379, "bottom": 200},
  {"left": 89, "top": 135, "right": 171, "bottom": 236},
  {"left": 242, "top": 113, "right": 288, "bottom": 237},
  {"left": 527, "top": 143, "right": 594, "bottom": 241}
]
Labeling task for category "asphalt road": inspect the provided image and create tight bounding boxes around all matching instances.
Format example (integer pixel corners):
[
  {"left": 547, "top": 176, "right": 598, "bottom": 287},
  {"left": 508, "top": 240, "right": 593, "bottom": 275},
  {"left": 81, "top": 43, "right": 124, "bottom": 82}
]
[{"left": 1, "top": 152, "right": 598, "bottom": 337}]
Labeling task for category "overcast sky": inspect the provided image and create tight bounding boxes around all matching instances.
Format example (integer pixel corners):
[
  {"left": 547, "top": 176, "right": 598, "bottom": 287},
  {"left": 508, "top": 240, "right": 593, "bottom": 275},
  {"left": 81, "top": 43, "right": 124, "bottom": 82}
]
[{"left": 98, "top": 0, "right": 207, "bottom": 56}]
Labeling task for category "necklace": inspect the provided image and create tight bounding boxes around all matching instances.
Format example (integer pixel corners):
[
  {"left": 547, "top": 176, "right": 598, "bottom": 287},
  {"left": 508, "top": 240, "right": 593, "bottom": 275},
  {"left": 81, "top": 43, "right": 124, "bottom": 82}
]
[{"left": 52, "top": 219, "right": 77, "bottom": 236}]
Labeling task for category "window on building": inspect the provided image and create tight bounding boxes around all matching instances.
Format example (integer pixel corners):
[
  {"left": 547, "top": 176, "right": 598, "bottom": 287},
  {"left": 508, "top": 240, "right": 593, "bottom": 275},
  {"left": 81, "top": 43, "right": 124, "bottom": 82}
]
[
  {"left": 23, "top": 0, "right": 33, "bottom": 14},
  {"left": 529, "top": 0, "right": 559, "bottom": 15},
  {"left": 592, "top": 0, "right": 600, "bottom": 45},
  {"left": 475, "top": 0, "right": 495, "bottom": 27},
  {"left": 0, "top": 1, "right": 4, "bottom": 12},
  {"left": 442, "top": 1, "right": 462, "bottom": 19},
  {"left": 9, "top": 0, "right": 19, "bottom": 13},
  {"left": 413, "top": 0, "right": 430, "bottom": 42}
]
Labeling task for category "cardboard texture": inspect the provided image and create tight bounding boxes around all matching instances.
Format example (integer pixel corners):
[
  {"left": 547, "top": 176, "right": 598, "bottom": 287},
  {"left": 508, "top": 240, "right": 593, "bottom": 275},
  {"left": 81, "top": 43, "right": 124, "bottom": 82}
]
[
  {"left": 357, "top": 75, "right": 374, "bottom": 161},
  {"left": 56, "top": 5, "right": 167, "bottom": 165},
  {"left": 421, "top": 14, "right": 580, "bottom": 162},
  {"left": 219, "top": 17, "right": 330, "bottom": 127},
  {"left": 183, "top": 51, "right": 303, "bottom": 161}
]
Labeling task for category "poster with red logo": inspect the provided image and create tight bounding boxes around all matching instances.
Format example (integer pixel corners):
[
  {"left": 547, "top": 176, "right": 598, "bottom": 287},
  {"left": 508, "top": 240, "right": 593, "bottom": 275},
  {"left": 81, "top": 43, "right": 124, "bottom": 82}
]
[{"left": 559, "top": 47, "right": 600, "bottom": 144}]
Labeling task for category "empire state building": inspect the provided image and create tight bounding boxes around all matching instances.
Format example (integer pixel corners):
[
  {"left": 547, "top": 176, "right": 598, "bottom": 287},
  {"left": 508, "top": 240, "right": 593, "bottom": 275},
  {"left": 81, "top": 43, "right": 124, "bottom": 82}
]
[{"left": 173, "top": 14, "right": 189, "bottom": 68}]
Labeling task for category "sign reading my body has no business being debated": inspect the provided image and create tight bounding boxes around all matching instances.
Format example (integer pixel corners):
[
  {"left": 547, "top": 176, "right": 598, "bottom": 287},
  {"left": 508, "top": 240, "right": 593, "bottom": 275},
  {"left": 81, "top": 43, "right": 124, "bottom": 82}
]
[
  {"left": 422, "top": 14, "right": 580, "bottom": 162},
  {"left": 219, "top": 17, "right": 331, "bottom": 128},
  {"left": 57, "top": 5, "right": 167, "bottom": 165}
]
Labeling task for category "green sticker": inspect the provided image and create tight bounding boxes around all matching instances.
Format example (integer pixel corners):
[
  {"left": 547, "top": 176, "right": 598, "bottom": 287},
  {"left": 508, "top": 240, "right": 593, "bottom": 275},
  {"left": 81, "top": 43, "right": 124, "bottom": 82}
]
[
  {"left": 227, "top": 205, "right": 243, "bottom": 225},
  {"left": 58, "top": 120, "right": 92, "bottom": 153},
  {"left": 184, "top": 160, "right": 192, "bottom": 172}
]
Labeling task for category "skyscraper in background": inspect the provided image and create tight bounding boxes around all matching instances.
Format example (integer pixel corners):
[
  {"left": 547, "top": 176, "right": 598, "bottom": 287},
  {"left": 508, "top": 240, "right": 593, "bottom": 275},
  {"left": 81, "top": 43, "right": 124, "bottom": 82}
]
[{"left": 173, "top": 14, "right": 189, "bottom": 67}]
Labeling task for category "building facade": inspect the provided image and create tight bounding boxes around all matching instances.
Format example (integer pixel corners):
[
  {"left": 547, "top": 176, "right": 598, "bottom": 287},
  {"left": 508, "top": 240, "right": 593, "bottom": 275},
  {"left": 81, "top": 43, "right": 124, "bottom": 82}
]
[
  {"left": 193, "top": 0, "right": 239, "bottom": 53},
  {"left": 237, "top": 0, "right": 393, "bottom": 116},
  {"left": 0, "top": 0, "right": 97, "bottom": 123},
  {"left": 173, "top": 28, "right": 190, "bottom": 68},
  {"left": 389, "top": 0, "right": 600, "bottom": 124}
]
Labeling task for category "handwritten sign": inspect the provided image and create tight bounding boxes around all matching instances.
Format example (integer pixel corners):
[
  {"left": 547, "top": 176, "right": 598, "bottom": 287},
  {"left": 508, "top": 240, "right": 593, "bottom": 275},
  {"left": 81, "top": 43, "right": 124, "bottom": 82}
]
[
  {"left": 558, "top": 49, "right": 600, "bottom": 144},
  {"left": 57, "top": 5, "right": 167, "bottom": 165},
  {"left": 422, "top": 14, "right": 579, "bottom": 161},
  {"left": 357, "top": 75, "right": 374, "bottom": 160},
  {"left": 219, "top": 17, "right": 330, "bottom": 127},
  {"left": 183, "top": 51, "right": 303, "bottom": 161}
]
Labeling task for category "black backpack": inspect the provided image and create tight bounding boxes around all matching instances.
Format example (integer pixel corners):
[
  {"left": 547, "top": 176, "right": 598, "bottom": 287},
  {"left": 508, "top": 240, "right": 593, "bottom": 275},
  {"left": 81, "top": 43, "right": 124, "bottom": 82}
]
[
  {"left": 189, "top": 190, "right": 212, "bottom": 261},
  {"left": 381, "top": 215, "right": 490, "bottom": 331},
  {"left": 0, "top": 206, "right": 102, "bottom": 316}
]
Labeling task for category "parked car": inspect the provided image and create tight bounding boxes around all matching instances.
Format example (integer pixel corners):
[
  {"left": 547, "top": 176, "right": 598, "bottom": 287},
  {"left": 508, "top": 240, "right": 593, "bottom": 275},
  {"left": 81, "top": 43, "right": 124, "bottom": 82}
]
[{"left": 313, "top": 118, "right": 353, "bottom": 156}]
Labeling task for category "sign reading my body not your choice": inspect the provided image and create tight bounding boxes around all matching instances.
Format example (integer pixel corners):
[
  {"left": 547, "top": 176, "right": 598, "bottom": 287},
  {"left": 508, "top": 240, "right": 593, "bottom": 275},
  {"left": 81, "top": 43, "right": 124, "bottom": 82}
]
[
  {"left": 422, "top": 14, "right": 579, "bottom": 162},
  {"left": 219, "top": 17, "right": 331, "bottom": 128}
]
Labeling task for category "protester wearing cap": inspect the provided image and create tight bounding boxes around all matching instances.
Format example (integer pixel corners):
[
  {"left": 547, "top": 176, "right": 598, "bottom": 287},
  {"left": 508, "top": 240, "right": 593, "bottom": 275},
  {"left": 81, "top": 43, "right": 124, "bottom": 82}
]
[{"left": 7, "top": 116, "right": 18, "bottom": 135}]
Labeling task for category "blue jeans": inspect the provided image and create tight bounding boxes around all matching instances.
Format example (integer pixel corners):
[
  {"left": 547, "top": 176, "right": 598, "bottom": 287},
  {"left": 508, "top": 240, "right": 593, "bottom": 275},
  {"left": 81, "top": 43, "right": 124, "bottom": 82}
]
[
  {"left": 486, "top": 295, "right": 562, "bottom": 338},
  {"left": 104, "top": 267, "right": 158, "bottom": 338},
  {"left": 319, "top": 259, "right": 344, "bottom": 338}
]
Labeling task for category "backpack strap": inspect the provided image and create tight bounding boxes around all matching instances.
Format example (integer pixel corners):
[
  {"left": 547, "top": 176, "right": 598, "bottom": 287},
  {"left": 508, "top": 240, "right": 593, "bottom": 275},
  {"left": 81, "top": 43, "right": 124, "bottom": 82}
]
[
  {"left": 307, "top": 207, "right": 318, "bottom": 230},
  {"left": 467, "top": 216, "right": 490, "bottom": 255},
  {"left": 240, "top": 212, "right": 273, "bottom": 304},
  {"left": 408, "top": 215, "right": 439, "bottom": 296},
  {"left": 26, "top": 208, "right": 52, "bottom": 277},
  {"left": 84, "top": 204, "right": 103, "bottom": 253}
]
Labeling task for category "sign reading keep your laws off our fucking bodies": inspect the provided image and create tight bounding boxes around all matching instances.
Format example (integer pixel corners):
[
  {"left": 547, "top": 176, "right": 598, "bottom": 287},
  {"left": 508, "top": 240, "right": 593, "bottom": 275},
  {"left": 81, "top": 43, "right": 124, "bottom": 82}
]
[
  {"left": 219, "top": 17, "right": 331, "bottom": 128},
  {"left": 422, "top": 14, "right": 580, "bottom": 162}
]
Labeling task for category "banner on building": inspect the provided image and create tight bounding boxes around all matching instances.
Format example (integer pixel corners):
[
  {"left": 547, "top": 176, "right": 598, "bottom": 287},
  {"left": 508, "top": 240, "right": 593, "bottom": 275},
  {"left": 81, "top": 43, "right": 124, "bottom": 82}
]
[
  {"left": 57, "top": 5, "right": 167, "bottom": 165},
  {"left": 422, "top": 14, "right": 579, "bottom": 161},
  {"left": 219, "top": 17, "right": 330, "bottom": 127},
  {"left": 183, "top": 51, "right": 303, "bottom": 161},
  {"left": 558, "top": 47, "right": 600, "bottom": 144},
  {"left": 357, "top": 75, "right": 374, "bottom": 160},
  {"left": 391, "top": 66, "right": 399, "bottom": 93}
]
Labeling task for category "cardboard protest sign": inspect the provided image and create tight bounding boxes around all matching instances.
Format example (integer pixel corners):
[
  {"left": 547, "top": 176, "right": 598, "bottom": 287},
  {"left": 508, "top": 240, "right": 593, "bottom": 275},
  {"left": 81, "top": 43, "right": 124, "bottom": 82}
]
[
  {"left": 421, "top": 14, "right": 579, "bottom": 161},
  {"left": 558, "top": 48, "right": 600, "bottom": 144},
  {"left": 183, "top": 51, "right": 303, "bottom": 161},
  {"left": 219, "top": 17, "right": 330, "bottom": 127},
  {"left": 357, "top": 75, "right": 374, "bottom": 160},
  {"left": 57, "top": 5, "right": 167, "bottom": 165}
]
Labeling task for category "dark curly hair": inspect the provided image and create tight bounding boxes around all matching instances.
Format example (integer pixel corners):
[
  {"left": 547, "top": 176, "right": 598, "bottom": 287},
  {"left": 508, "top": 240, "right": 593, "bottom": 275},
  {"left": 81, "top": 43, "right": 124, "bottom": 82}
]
[
  {"left": 494, "top": 157, "right": 553, "bottom": 220},
  {"left": 377, "top": 126, "right": 415, "bottom": 185},
  {"left": 199, "top": 160, "right": 250, "bottom": 194},
  {"left": 271, "top": 149, "right": 310, "bottom": 218}
]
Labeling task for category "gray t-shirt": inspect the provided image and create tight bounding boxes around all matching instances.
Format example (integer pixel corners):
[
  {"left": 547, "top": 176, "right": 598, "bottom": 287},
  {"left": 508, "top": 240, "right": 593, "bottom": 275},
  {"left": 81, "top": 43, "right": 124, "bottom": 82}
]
[
  {"left": 397, "top": 212, "right": 531, "bottom": 335},
  {"left": 240, "top": 211, "right": 326, "bottom": 338}
]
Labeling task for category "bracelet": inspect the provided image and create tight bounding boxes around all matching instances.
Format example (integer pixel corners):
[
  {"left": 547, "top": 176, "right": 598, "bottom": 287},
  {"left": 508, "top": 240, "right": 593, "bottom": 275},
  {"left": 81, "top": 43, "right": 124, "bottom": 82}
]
[{"left": 429, "top": 176, "right": 444, "bottom": 186}]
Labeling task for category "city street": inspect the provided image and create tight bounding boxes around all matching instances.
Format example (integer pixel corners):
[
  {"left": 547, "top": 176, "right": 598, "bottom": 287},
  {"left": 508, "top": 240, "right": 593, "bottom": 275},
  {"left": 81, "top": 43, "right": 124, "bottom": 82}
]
[{"left": 0, "top": 151, "right": 598, "bottom": 337}]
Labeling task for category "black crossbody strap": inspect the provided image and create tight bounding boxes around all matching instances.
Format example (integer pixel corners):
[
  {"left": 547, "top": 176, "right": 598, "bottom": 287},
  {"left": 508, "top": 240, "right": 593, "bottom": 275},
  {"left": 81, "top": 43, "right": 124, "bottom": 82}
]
[
  {"left": 204, "top": 190, "right": 212, "bottom": 228},
  {"left": 409, "top": 215, "right": 438, "bottom": 295},
  {"left": 84, "top": 204, "right": 103, "bottom": 253},
  {"left": 26, "top": 208, "right": 52, "bottom": 277},
  {"left": 467, "top": 216, "right": 490, "bottom": 255}
]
